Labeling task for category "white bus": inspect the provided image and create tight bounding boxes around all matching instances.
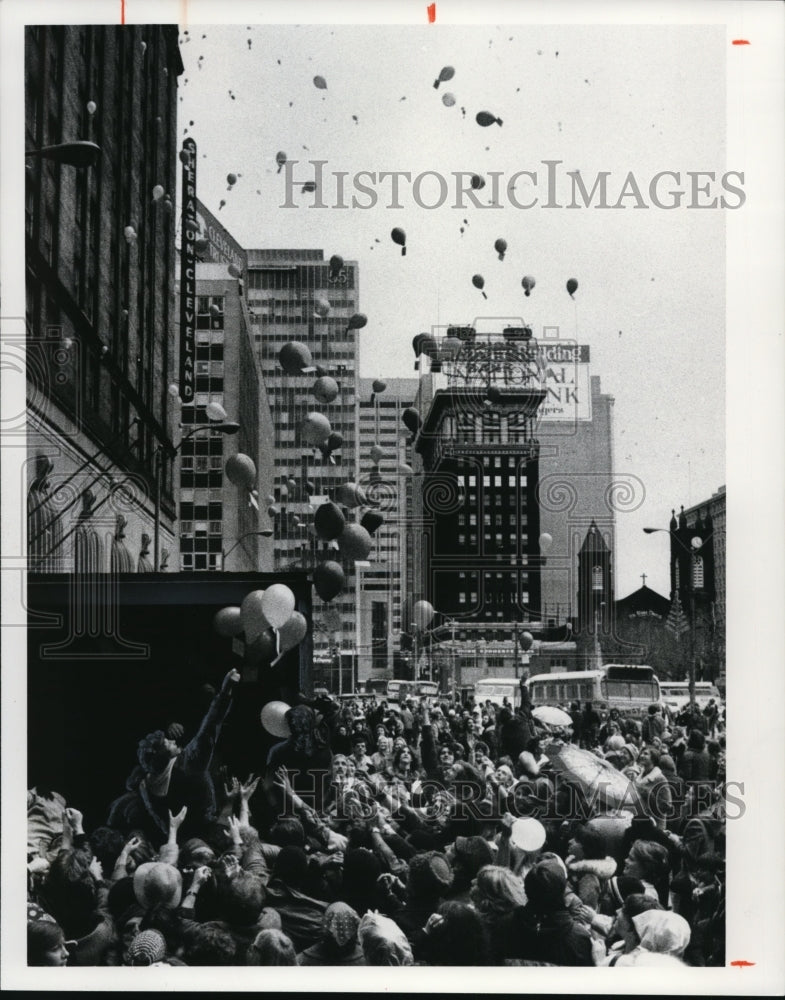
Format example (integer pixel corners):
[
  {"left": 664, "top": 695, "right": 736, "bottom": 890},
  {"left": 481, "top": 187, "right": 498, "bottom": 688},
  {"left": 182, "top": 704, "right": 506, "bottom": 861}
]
[
  {"left": 475, "top": 676, "right": 524, "bottom": 710},
  {"left": 659, "top": 681, "right": 721, "bottom": 713},
  {"left": 523, "top": 664, "right": 663, "bottom": 717}
]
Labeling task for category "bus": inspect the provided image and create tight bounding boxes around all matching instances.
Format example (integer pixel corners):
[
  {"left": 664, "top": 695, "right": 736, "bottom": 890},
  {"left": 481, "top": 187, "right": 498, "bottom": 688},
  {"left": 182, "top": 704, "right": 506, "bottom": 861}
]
[
  {"left": 475, "top": 676, "right": 524, "bottom": 710},
  {"left": 385, "top": 679, "right": 439, "bottom": 704},
  {"left": 659, "top": 681, "right": 722, "bottom": 713},
  {"left": 523, "top": 664, "right": 663, "bottom": 717}
]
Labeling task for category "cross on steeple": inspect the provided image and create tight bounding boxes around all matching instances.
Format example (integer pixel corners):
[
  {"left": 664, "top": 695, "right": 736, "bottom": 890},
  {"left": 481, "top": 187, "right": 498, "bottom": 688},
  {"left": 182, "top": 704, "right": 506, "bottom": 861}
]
[{"left": 641, "top": 573, "right": 647, "bottom": 586}]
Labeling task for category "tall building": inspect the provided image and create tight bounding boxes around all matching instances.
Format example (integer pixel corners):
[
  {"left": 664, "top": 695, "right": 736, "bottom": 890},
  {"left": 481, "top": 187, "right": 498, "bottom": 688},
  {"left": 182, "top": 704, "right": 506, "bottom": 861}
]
[
  {"left": 26, "top": 25, "right": 183, "bottom": 574},
  {"left": 176, "top": 200, "right": 274, "bottom": 573},
  {"left": 244, "top": 250, "right": 360, "bottom": 660},
  {"left": 354, "top": 377, "right": 418, "bottom": 684}
]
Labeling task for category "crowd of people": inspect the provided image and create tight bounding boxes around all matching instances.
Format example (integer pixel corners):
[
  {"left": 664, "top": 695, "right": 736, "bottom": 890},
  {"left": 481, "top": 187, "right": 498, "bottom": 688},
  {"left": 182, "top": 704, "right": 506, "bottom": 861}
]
[{"left": 27, "top": 668, "right": 727, "bottom": 968}]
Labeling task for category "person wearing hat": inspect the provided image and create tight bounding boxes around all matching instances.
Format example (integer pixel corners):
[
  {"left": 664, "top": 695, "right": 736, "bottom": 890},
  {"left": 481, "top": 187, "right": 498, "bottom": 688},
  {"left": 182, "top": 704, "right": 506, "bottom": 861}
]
[
  {"left": 27, "top": 905, "right": 71, "bottom": 967},
  {"left": 126, "top": 927, "right": 168, "bottom": 966},
  {"left": 297, "top": 901, "right": 366, "bottom": 966}
]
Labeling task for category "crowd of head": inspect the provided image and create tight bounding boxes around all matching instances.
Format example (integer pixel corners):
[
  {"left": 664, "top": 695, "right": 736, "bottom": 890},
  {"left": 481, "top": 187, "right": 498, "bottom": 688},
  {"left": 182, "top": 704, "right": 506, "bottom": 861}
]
[{"left": 27, "top": 669, "right": 726, "bottom": 968}]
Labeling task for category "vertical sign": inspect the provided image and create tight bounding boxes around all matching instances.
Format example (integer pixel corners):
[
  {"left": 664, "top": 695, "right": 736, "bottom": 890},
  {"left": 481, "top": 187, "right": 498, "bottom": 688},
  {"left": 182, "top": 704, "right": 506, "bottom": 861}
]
[{"left": 179, "top": 138, "right": 197, "bottom": 402}]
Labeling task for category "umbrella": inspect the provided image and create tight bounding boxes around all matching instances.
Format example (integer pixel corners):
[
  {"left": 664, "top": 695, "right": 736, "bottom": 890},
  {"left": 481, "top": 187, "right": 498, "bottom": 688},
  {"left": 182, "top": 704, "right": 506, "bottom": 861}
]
[
  {"left": 532, "top": 705, "right": 573, "bottom": 728},
  {"left": 544, "top": 742, "right": 642, "bottom": 813}
]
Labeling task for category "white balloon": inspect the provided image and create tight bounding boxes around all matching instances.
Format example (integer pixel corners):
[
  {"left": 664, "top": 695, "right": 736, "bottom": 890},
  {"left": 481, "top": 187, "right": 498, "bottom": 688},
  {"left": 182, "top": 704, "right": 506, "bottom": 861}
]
[
  {"left": 205, "top": 401, "right": 227, "bottom": 422},
  {"left": 261, "top": 584, "right": 296, "bottom": 629}
]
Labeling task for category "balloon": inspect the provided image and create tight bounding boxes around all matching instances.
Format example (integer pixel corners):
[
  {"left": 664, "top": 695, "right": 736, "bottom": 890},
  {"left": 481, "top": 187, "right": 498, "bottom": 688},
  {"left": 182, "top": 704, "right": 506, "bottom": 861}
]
[
  {"left": 168, "top": 383, "right": 180, "bottom": 397},
  {"left": 227, "top": 172, "right": 237, "bottom": 186},
  {"left": 336, "top": 482, "right": 362, "bottom": 508},
  {"left": 194, "top": 236, "right": 208, "bottom": 255},
  {"left": 313, "top": 560, "right": 345, "bottom": 601},
  {"left": 314, "top": 365, "right": 328, "bottom": 378},
  {"left": 205, "top": 401, "right": 227, "bottom": 421},
  {"left": 313, "top": 297, "right": 331, "bottom": 318},
  {"left": 326, "top": 431, "right": 343, "bottom": 451},
  {"left": 360, "top": 510, "right": 384, "bottom": 534},
  {"left": 433, "top": 66, "right": 455, "bottom": 88},
  {"left": 566, "top": 278, "right": 578, "bottom": 298},
  {"left": 402, "top": 407, "right": 421, "bottom": 434},
  {"left": 391, "top": 228, "right": 407, "bottom": 256},
  {"left": 539, "top": 532, "right": 553, "bottom": 553},
  {"left": 442, "top": 92, "right": 456, "bottom": 107},
  {"left": 472, "top": 274, "right": 488, "bottom": 300},
  {"left": 276, "top": 151, "right": 287, "bottom": 174},
  {"left": 228, "top": 263, "right": 241, "bottom": 278},
  {"left": 329, "top": 254, "right": 344, "bottom": 278},
  {"left": 370, "top": 444, "right": 384, "bottom": 464},
  {"left": 519, "top": 631, "right": 534, "bottom": 651},
  {"left": 494, "top": 238, "right": 507, "bottom": 261},
  {"left": 267, "top": 504, "right": 280, "bottom": 517},
  {"left": 521, "top": 275, "right": 536, "bottom": 296},
  {"left": 152, "top": 184, "right": 165, "bottom": 201},
  {"left": 398, "top": 462, "right": 414, "bottom": 474},
  {"left": 278, "top": 611, "right": 308, "bottom": 652},
  {"left": 413, "top": 600, "right": 435, "bottom": 629},
  {"left": 314, "top": 501, "right": 346, "bottom": 541},
  {"left": 247, "top": 629, "right": 278, "bottom": 666},
  {"left": 372, "top": 379, "right": 387, "bottom": 394},
  {"left": 123, "top": 226, "right": 137, "bottom": 243},
  {"left": 476, "top": 111, "right": 503, "bottom": 127},
  {"left": 261, "top": 584, "right": 296, "bottom": 629},
  {"left": 287, "top": 478, "right": 298, "bottom": 492},
  {"left": 313, "top": 75, "right": 328, "bottom": 89},
  {"left": 209, "top": 303, "right": 222, "bottom": 318},
  {"left": 213, "top": 606, "right": 243, "bottom": 638},
  {"left": 278, "top": 341, "right": 313, "bottom": 374},
  {"left": 470, "top": 174, "right": 486, "bottom": 190},
  {"left": 260, "top": 700, "right": 292, "bottom": 739},
  {"left": 338, "top": 523, "right": 373, "bottom": 561},
  {"left": 179, "top": 149, "right": 190, "bottom": 164},
  {"left": 225, "top": 454, "right": 256, "bottom": 489},
  {"left": 347, "top": 313, "right": 367, "bottom": 332},
  {"left": 87, "top": 100, "right": 97, "bottom": 115},
  {"left": 241, "top": 589, "right": 267, "bottom": 643},
  {"left": 219, "top": 200, "right": 226, "bottom": 210},
  {"left": 312, "top": 376, "right": 340, "bottom": 404},
  {"left": 302, "top": 411, "right": 331, "bottom": 446}
]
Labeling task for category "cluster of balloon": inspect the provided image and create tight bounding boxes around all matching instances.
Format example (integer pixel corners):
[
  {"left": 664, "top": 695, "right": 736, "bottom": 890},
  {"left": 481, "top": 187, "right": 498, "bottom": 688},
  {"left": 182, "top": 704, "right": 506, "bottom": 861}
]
[
  {"left": 152, "top": 184, "right": 165, "bottom": 202},
  {"left": 261, "top": 700, "right": 291, "bottom": 739},
  {"left": 476, "top": 111, "right": 503, "bottom": 127},
  {"left": 276, "top": 151, "right": 287, "bottom": 174},
  {"left": 314, "top": 501, "right": 345, "bottom": 540},
  {"left": 313, "top": 75, "right": 327, "bottom": 90},
  {"left": 370, "top": 444, "right": 385, "bottom": 464},
  {"left": 370, "top": 378, "right": 386, "bottom": 404},
  {"left": 433, "top": 66, "right": 455, "bottom": 89},
  {"left": 338, "top": 523, "right": 373, "bottom": 561},
  {"left": 495, "top": 238, "right": 507, "bottom": 261},
  {"left": 226, "top": 173, "right": 237, "bottom": 189},
  {"left": 328, "top": 254, "right": 344, "bottom": 279},
  {"left": 346, "top": 313, "right": 367, "bottom": 336},
  {"left": 360, "top": 510, "right": 384, "bottom": 535},
  {"left": 519, "top": 630, "right": 534, "bottom": 651},
  {"left": 336, "top": 481, "right": 366, "bottom": 508},
  {"left": 302, "top": 411, "right": 332, "bottom": 446},
  {"left": 278, "top": 341, "right": 313, "bottom": 375},
  {"left": 566, "top": 278, "right": 579, "bottom": 298},
  {"left": 319, "top": 430, "right": 343, "bottom": 464},
  {"left": 470, "top": 174, "right": 486, "bottom": 191},
  {"left": 472, "top": 274, "right": 488, "bottom": 300},
  {"left": 442, "top": 92, "right": 456, "bottom": 107},
  {"left": 312, "top": 375, "right": 340, "bottom": 404},
  {"left": 213, "top": 605, "right": 243, "bottom": 638},
  {"left": 225, "top": 453, "right": 257, "bottom": 489},
  {"left": 313, "top": 297, "right": 330, "bottom": 319},
  {"left": 413, "top": 599, "right": 435, "bottom": 630},
  {"left": 539, "top": 532, "right": 553, "bottom": 554},
  {"left": 262, "top": 584, "right": 296, "bottom": 628},
  {"left": 123, "top": 225, "right": 137, "bottom": 244},
  {"left": 391, "top": 228, "right": 407, "bottom": 256},
  {"left": 313, "top": 560, "right": 345, "bottom": 601},
  {"left": 521, "top": 275, "right": 536, "bottom": 297},
  {"left": 87, "top": 100, "right": 97, "bottom": 115}
]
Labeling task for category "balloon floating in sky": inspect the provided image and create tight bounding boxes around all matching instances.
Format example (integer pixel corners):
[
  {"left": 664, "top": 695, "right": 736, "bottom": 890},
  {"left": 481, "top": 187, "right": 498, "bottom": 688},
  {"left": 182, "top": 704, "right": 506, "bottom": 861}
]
[
  {"left": 219, "top": 200, "right": 226, "bottom": 210},
  {"left": 329, "top": 254, "right": 344, "bottom": 279},
  {"left": 313, "top": 560, "right": 345, "bottom": 601},
  {"left": 346, "top": 313, "right": 367, "bottom": 334},
  {"left": 442, "top": 92, "right": 456, "bottom": 108},
  {"left": 433, "top": 66, "right": 455, "bottom": 89},
  {"left": 370, "top": 379, "right": 386, "bottom": 404},
  {"left": 476, "top": 111, "right": 503, "bottom": 127},
  {"left": 336, "top": 482, "right": 364, "bottom": 509},
  {"left": 227, "top": 173, "right": 237, "bottom": 187},
  {"left": 494, "top": 238, "right": 507, "bottom": 261},
  {"left": 472, "top": 274, "right": 488, "bottom": 300},
  {"left": 370, "top": 444, "right": 385, "bottom": 464},
  {"left": 152, "top": 184, "right": 165, "bottom": 202},
  {"left": 521, "top": 275, "right": 536, "bottom": 297},
  {"left": 278, "top": 341, "right": 313, "bottom": 374},
  {"left": 87, "top": 101, "right": 97, "bottom": 115},
  {"left": 209, "top": 303, "right": 222, "bottom": 318},
  {"left": 261, "top": 583, "right": 296, "bottom": 629},
  {"left": 338, "top": 523, "right": 373, "bottom": 561},
  {"left": 195, "top": 236, "right": 209, "bottom": 255},
  {"left": 470, "top": 174, "right": 486, "bottom": 191},
  {"left": 205, "top": 400, "right": 227, "bottom": 421},
  {"left": 225, "top": 453, "right": 257, "bottom": 489},
  {"left": 213, "top": 606, "right": 243, "bottom": 638},
  {"left": 566, "top": 278, "right": 579, "bottom": 298},
  {"left": 312, "top": 375, "right": 340, "bottom": 404},
  {"left": 361, "top": 510, "right": 384, "bottom": 535},
  {"left": 227, "top": 263, "right": 241, "bottom": 278},
  {"left": 123, "top": 226, "right": 137, "bottom": 244},
  {"left": 519, "top": 631, "right": 534, "bottom": 651},
  {"left": 391, "top": 228, "right": 407, "bottom": 257},
  {"left": 539, "top": 532, "right": 553, "bottom": 554},
  {"left": 314, "top": 501, "right": 346, "bottom": 541},
  {"left": 413, "top": 599, "right": 435, "bottom": 629},
  {"left": 168, "top": 383, "right": 180, "bottom": 398},
  {"left": 302, "top": 411, "right": 332, "bottom": 446},
  {"left": 247, "top": 630, "right": 278, "bottom": 667},
  {"left": 278, "top": 611, "right": 308, "bottom": 653},
  {"left": 402, "top": 407, "right": 421, "bottom": 435},
  {"left": 313, "top": 297, "right": 331, "bottom": 318},
  {"left": 313, "top": 75, "right": 327, "bottom": 90},
  {"left": 276, "top": 151, "right": 287, "bottom": 174},
  {"left": 241, "top": 589, "right": 267, "bottom": 643},
  {"left": 260, "top": 700, "right": 292, "bottom": 739}
]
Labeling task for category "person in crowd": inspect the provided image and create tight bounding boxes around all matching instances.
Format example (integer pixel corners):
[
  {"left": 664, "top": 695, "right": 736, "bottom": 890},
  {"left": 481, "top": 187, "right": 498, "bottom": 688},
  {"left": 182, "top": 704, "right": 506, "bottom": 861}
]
[
  {"left": 420, "top": 901, "right": 493, "bottom": 966},
  {"left": 246, "top": 928, "right": 299, "bottom": 965},
  {"left": 678, "top": 729, "right": 712, "bottom": 783},
  {"left": 297, "top": 902, "right": 365, "bottom": 966},
  {"left": 622, "top": 839, "right": 672, "bottom": 906},
  {"left": 358, "top": 912, "right": 414, "bottom": 966},
  {"left": 27, "top": 905, "right": 70, "bottom": 967}
]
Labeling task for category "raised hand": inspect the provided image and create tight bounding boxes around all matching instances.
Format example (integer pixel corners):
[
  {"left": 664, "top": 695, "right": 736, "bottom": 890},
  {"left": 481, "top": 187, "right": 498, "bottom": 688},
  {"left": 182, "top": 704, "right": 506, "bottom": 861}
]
[
  {"left": 240, "top": 774, "right": 260, "bottom": 801},
  {"left": 169, "top": 806, "right": 188, "bottom": 831}
]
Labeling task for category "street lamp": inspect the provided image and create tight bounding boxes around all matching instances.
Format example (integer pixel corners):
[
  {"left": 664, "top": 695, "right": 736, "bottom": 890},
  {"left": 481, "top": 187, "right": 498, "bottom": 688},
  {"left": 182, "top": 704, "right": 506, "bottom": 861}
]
[
  {"left": 222, "top": 529, "right": 273, "bottom": 570},
  {"left": 25, "top": 141, "right": 102, "bottom": 168},
  {"left": 154, "top": 421, "right": 240, "bottom": 570},
  {"left": 643, "top": 525, "right": 711, "bottom": 707}
]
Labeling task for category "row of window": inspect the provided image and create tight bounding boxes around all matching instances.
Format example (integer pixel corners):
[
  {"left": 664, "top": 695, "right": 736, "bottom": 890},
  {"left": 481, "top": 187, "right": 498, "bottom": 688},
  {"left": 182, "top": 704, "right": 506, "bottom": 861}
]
[
  {"left": 459, "top": 513, "right": 528, "bottom": 527},
  {"left": 457, "top": 593, "right": 530, "bottom": 605},
  {"left": 181, "top": 554, "right": 221, "bottom": 570},
  {"left": 180, "top": 456, "right": 224, "bottom": 471},
  {"left": 180, "top": 521, "right": 223, "bottom": 536},
  {"left": 457, "top": 534, "right": 530, "bottom": 550}
]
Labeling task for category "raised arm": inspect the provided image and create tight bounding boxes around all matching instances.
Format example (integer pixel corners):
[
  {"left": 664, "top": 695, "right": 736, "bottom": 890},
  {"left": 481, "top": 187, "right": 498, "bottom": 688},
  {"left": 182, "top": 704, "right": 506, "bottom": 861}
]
[{"left": 180, "top": 668, "right": 240, "bottom": 773}]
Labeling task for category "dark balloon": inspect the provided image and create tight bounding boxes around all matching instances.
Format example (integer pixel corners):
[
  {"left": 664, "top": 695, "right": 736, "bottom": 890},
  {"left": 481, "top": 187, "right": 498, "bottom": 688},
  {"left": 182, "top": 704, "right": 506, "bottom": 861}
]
[
  {"left": 347, "top": 313, "right": 367, "bottom": 332},
  {"left": 327, "top": 431, "right": 343, "bottom": 451},
  {"left": 566, "top": 278, "right": 579, "bottom": 297},
  {"left": 246, "top": 628, "right": 277, "bottom": 665},
  {"left": 329, "top": 254, "right": 344, "bottom": 279},
  {"left": 278, "top": 341, "right": 313, "bottom": 374},
  {"left": 372, "top": 379, "right": 387, "bottom": 394},
  {"left": 472, "top": 274, "right": 488, "bottom": 300},
  {"left": 314, "top": 501, "right": 346, "bottom": 541},
  {"left": 361, "top": 510, "right": 384, "bottom": 534},
  {"left": 494, "top": 238, "right": 507, "bottom": 260},
  {"left": 476, "top": 111, "right": 503, "bottom": 127},
  {"left": 470, "top": 174, "right": 486, "bottom": 190},
  {"left": 402, "top": 407, "right": 421, "bottom": 434},
  {"left": 313, "top": 560, "right": 345, "bottom": 601},
  {"left": 433, "top": 65, "right": 455, "bottom": 89},
  {"left": 391, "top": 227, "right": 407, "bottom": 256}
]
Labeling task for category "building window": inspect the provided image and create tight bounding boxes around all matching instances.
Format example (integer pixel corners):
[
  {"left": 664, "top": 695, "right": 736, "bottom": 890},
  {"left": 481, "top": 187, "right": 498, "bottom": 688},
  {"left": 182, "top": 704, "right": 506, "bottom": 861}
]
[
  {"left": 692, "top": 555, "right": 704, "bottom": 589},
  {"left": 181, "top": 554, "right": 194, "bottom": 570},
  {"left": 593, "top": 566, "right": 603, "bottom": 591}
]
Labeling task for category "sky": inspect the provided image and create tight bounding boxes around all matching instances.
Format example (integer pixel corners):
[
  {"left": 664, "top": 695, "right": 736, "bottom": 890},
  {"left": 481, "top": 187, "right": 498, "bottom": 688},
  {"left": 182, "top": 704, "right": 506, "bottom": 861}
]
[{"left": 178, "top": 21, "right": 728, "bottom": 599}]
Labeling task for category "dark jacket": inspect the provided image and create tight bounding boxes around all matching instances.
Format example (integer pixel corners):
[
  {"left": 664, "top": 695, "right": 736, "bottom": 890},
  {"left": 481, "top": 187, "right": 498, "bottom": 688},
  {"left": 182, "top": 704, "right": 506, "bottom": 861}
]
[{"left": 497, "top": 905, "right": 594, "bottom": 966}]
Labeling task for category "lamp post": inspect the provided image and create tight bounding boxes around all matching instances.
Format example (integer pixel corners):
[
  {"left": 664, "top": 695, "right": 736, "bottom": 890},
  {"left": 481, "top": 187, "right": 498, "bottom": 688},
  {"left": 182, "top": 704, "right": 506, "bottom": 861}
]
[
  {"left": 26, "top": 141, "right": 102, "bottom": 168},
  {"left": 643, "top": 526, "right": 711, "bottom": 707},
  {"left": 154, "top": 421, "right": 240, "bottom": 571},
  {"left": 221, "top": 529, "right": 273, "bottom": 570}
]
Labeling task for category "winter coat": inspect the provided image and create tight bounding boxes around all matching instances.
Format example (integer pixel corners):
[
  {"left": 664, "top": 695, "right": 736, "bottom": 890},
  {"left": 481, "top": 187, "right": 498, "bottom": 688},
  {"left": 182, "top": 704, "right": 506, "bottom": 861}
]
[
  {"left": 497, "top": 905, "right": 594, "bottom": 966},
  {"left": 566, "top": 856, "right": 617, "bottom": 909}
]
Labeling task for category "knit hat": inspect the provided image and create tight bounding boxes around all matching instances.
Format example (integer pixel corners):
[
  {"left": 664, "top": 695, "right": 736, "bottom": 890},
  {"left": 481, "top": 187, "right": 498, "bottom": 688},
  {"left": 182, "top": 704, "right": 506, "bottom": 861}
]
[
  {"left": 128, "top": 929, "right": 167, "bottom": 966},
  {"left": 454, "top": 836, "right": 494, "bottom": 876},
  {"left": 622, "top": 744, "right": 640, "bottom": 762},
  {"left": 607, "top": 734, "right": 626, "bottom": 751},
  {"left": 27, "top": 902, "right": 58, "bottom": 924},
  {"left": 323, "top": 902, "right": 360, "bottom": 948},
  {"left": 407, "top": 851, "right": 453, "bottom": 898},
  {"left": 524, "top": 864, "right": 567, "bottom": 913},
  {"left": 133, "top": 862, "right": 182, "bottom": 909}
]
